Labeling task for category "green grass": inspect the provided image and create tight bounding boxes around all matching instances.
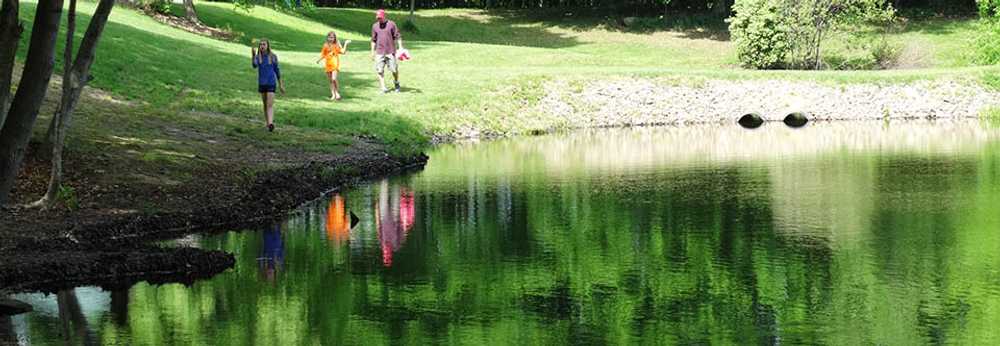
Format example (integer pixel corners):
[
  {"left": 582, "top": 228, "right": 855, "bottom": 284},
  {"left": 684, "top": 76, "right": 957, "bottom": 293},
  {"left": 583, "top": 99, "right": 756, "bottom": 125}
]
[
  {"left": 13, "top": 1, "right": 999, "bottom": 153},
  {"left": 982, "top": 107, "right": 1000, "bottom": 128}
]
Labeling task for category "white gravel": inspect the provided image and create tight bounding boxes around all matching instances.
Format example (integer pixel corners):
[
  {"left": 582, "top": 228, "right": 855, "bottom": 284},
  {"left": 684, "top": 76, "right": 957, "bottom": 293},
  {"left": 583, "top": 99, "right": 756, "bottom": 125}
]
[{"left": 534, "top": 78, "right": 1000, "bottom": 127}]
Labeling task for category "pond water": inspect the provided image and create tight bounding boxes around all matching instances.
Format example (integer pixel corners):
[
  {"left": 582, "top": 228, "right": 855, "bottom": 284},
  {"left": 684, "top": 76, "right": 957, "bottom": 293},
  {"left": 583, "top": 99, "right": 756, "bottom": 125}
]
[{"left": 6, "top": 122, "right": 1000, "bottom": 345}]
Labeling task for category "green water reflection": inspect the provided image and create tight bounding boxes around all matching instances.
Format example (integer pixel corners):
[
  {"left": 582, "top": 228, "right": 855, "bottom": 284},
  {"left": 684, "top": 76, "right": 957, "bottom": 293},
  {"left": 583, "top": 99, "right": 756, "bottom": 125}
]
[{"left": 9, "top": 122, "right": 1000, "bottom": 345}]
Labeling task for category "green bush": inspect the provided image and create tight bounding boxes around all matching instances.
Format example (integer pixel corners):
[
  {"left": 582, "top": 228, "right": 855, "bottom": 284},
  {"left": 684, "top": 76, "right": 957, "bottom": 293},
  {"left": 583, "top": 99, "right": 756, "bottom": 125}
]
[
  {"left": 976, "top": 0, "right": 1000, "bottom": 65},
  {"left": 976, "top": 19, "right": 1000, "bottom": 64},
  {"left": 979, "top": 0, "right": 999, "bottom": 17},
  {"left": 728, "top": 0, "right": 790, "bottom": 69},
  {"left": 132, "top": 0, "right": 172, "bottom": 14},
  {"left": 57, "top": 185, "right": 79, "bottom": 211}
]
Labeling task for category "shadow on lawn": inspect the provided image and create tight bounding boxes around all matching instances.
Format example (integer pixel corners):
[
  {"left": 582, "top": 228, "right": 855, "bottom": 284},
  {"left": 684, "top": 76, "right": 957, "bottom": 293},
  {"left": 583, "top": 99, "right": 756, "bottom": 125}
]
[
  {"left": 192, "top": 4, "right": 334, "bottom": 52},
  {"left": 305, "top": 7, "right": 583, "bottom": 48}
]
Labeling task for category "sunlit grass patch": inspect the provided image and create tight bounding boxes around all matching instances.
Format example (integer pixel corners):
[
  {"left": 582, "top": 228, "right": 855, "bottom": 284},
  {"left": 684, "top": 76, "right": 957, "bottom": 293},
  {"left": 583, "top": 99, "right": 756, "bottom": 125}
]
[{"left": 982, "top": 107, "right": 1000, "bottom": 128}]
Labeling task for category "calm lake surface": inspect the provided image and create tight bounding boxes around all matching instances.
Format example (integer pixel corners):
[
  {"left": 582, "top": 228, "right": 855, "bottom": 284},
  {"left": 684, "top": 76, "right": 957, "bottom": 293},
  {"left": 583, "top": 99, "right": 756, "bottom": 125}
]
[{"left": 7, "top": 122, "right": 1000, "bottom": 345}]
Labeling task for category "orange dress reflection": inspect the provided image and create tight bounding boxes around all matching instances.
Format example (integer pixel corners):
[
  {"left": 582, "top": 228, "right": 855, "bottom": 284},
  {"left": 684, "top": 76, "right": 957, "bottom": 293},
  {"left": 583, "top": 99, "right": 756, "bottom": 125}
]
[{"left": 326, "top": 194, "right": 350, "bottom": 246}]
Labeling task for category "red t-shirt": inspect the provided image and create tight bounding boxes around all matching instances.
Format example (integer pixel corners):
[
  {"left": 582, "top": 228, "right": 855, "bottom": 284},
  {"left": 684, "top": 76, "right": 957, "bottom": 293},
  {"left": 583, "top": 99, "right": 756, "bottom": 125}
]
[{"left": 371, "top": 20, "right": 400, "bottom": 55}]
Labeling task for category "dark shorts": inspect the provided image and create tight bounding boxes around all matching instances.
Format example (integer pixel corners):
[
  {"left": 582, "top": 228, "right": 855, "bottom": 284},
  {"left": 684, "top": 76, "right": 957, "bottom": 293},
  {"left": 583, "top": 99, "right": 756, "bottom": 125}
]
[{"left": 258, "top": 84, "right": 276, "bottom": 93}]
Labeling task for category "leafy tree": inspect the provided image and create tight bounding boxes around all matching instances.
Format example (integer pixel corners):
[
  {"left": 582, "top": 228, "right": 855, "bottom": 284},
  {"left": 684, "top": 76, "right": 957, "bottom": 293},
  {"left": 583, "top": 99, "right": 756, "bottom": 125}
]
[
  {"left": 979, "top": 0, "right": 999, "bottom": 16},
  {"left": 729, "top": 0, "right": 895, "bottom": 69},
  {"left": 975, "top": 0, "right": 1000, "bottom": 64},
  {"left": 729, "top": 0, "right": 790, "bottom": 69}
]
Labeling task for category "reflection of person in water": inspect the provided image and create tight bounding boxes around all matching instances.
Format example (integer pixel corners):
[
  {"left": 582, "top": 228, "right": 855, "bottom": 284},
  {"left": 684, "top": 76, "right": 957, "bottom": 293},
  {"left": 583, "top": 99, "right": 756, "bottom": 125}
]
[
  {"left": 375, "top": 180, "right": 416, "bottom": 267},
  {"left": 400, "top": 187, "right": 415, "bottom": 233},
  {"left": 258, "top": 222, "right": 284, "bottom": 282},
  {"left": 326, "top": 194, "right": 350, "bottom": 246}
]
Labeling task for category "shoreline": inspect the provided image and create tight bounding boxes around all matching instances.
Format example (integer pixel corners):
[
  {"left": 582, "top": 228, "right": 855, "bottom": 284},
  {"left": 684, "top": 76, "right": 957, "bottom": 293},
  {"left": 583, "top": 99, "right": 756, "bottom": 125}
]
[{"left": 0, "top": 143, "right": 428, "bottom": 294}]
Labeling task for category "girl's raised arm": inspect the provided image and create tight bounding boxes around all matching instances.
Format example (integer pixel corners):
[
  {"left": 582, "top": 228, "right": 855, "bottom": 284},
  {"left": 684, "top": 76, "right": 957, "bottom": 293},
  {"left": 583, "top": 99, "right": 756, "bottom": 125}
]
[{"left": 342, "top": 40, "right": 352, "bottom": 54}]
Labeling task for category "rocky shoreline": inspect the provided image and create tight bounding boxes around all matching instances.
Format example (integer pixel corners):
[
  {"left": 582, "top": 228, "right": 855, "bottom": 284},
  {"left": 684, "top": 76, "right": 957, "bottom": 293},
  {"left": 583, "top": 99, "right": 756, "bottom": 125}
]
[{"left": 535, "top": 78, "right": 1000, "bottom": 127}]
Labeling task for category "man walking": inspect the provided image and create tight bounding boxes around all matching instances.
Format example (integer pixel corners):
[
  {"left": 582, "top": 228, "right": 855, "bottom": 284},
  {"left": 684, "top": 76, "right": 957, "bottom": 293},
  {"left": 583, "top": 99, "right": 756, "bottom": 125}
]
[{"left": 371, "top": 9, "right": 403, "bottom": 93}]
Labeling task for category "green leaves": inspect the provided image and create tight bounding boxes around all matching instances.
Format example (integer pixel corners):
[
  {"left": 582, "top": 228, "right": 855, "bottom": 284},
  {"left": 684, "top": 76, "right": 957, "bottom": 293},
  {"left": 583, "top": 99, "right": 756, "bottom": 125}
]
[
  {"left": 979, "top": 0, "right": 1000, "bottom": 17},
  {"left": 729, "top": 0, "right": 895, "bottom": 69},
  {"left": 729, "top": 0, "right": 790, "bottom": 69}
]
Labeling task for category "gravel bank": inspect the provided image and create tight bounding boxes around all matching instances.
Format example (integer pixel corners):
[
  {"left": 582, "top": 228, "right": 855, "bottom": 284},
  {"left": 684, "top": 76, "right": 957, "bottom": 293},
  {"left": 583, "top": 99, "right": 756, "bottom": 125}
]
[{"left": 536, "top": 79, "right": 1000, "bottom": 127}]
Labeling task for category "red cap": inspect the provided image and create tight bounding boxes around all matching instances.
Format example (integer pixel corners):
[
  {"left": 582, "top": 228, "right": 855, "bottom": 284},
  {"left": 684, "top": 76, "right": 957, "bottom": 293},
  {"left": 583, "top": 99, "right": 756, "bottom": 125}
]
[{"left": 376, "top": 9, "right": 386, "bottom": 20}]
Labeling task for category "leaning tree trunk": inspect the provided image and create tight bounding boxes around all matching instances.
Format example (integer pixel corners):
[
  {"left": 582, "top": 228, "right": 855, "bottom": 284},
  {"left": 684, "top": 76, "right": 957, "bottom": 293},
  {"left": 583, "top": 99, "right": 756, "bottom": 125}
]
[
  {"left": 183, "top": 0, "right": 199, "bottom": 23},
  {"left": 56, "top": 290, "right": 93, "bottom": 346},
  {"left": 0, "top": 0, "right": 64, "bottom": 207},
  {"left": 0, "top": 0, "right": 22, "bottom": 129},
  {"left": 34, "top": 0, "right": 115, "bottom": 209},
  {"left": 33, "top": 0, "right": 78, "bottom": 208}
]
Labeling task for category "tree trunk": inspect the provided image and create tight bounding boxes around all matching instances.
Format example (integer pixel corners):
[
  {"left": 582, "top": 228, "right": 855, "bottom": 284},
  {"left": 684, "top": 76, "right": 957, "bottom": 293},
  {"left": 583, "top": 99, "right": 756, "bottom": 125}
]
[
  {"left": 56, "top": 290, "right": 93, "bottom": 346},
  {"left": 713, "top": 0, "right": 730, "bottom": 17},
  {"left": 34, "top": 0, "right": 78, "bottom": 208},
  {"left": 0, "top": 315, "right": 16, "bottom": 345},
  {"left": 0, "top": 0, "right": 21, "bottom": 129},
  {"left": 183, "top": 0, "right": 199, "bottom": 23},
  {"left": 409, "top": 0, "right": 415, "bottom": 16},
  {"left": 0, "top": 0, "right": 64, "bottom": 207},
  {"left": 34, "top": 0, "right": 115, "bottom": 209}
]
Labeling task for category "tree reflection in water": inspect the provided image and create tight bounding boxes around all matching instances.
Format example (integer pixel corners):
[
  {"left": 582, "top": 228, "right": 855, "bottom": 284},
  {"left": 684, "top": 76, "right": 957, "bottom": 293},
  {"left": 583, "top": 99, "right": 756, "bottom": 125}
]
[{"left": 12, "top": 124, "right": 1000, "bottom": 345}]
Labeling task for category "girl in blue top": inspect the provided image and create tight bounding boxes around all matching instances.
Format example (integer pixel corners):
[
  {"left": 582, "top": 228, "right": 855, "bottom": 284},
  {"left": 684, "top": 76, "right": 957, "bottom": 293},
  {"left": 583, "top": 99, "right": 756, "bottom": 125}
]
[{"left": 251, "top": 38, "right": 285, "bottom": 132}]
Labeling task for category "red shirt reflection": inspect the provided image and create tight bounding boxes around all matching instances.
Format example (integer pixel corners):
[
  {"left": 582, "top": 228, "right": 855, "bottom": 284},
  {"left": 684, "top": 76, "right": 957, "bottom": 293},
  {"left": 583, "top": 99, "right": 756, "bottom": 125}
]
[{"left": 376, "top": 183, "right": 416, "bottom": 267}]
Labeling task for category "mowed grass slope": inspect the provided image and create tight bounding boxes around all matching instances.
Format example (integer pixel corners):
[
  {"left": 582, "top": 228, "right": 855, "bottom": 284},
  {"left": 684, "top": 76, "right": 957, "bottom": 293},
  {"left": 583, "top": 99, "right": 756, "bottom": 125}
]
[{"left": 14, "top": 1, "right": 1000, "bottom": 151}]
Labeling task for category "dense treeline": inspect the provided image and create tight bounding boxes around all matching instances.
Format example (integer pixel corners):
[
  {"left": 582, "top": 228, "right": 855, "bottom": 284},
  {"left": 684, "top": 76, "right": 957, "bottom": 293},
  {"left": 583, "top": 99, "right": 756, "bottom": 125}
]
[
  {"left": 307, "top": 0, "right": 977, "bottom": 14},
  {"left": 208, "top": 0, "right": 977, "bottom": 15}
]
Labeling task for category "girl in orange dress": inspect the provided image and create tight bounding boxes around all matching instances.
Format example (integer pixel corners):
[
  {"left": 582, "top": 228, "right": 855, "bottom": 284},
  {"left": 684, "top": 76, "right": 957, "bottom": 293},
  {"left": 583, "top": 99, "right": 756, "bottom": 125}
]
[{"left": 315, "top": 31, "right": 351, "bottom": 100}]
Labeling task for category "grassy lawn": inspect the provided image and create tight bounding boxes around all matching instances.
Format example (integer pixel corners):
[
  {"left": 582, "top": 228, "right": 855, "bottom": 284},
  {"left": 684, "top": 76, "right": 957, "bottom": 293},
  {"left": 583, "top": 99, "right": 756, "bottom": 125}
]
[{"left": 13, "top": 1, "right": 1000, "bottom": 155}]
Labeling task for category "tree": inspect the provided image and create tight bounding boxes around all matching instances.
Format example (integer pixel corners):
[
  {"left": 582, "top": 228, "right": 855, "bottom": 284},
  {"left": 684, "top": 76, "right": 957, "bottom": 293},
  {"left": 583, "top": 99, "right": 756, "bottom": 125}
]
[
  {"left": 31, "top": 0, "right": 116, "bottom": 209},
  {"left": 183, "top": 0, "right": 199, "bottom": 22},
  {"left": 729, "top": 0, "right": 894, "bottom": 69},
  {"left": 783, "top": 0, "right": 895, "bottom": 69},
  {"left": 0, "top": 0, "right": 65, "bottom": 207},
  {"left": 0, "top": 0, "right": 21, "bottom": 128}
]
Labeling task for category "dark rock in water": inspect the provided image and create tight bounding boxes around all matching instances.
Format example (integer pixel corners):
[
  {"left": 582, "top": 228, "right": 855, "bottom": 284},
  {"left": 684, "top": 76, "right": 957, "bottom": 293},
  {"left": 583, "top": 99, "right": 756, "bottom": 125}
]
[
  {"left": 738, "top": 113, "right": 764, "bottom": 129},
  {"left": 0, "top": 299, "right": 32, "bottom": 316},
  {"left": 784, "top": 112, "right": 808, "bottom": 128},
  {"left": 350, "top": 211, "right": 360, "bottom": 229}
]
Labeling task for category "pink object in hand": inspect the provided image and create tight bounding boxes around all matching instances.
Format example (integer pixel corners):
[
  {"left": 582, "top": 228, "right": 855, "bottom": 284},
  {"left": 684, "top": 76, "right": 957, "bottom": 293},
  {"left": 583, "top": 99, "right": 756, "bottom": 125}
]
[{"left": 396, "top": 49, "right": 411, "bottom": 61}]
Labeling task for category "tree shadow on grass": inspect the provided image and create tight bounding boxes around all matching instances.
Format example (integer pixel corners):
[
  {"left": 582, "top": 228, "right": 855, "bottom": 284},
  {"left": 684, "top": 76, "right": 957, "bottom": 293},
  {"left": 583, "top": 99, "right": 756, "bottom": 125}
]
[
  {"left": 189, "top": 3, "right": 352, "bottom": 52},
  {"left": 895, "top": 16, "right": 977, "bottom": 36},
  {"left": 304, "top": 7, "right": 583, "bottom": 48}
]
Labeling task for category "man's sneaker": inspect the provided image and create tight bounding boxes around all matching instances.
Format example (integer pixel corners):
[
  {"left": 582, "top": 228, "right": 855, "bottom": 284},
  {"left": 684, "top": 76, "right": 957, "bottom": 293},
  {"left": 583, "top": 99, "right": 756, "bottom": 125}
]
[
  {"left": 381, "top": 87, "right": 390, "bottom": 94},
  {"left": 394, "top": 82, "right": 401, "bottom": 93}
]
